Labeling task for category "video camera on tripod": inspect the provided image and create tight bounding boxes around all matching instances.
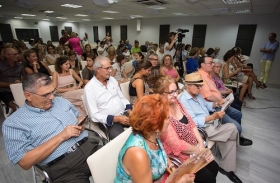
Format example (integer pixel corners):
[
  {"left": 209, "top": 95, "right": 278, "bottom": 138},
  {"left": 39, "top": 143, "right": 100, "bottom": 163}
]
[{"left": 176, "top": 28, "right": 189, "bottom": 43}]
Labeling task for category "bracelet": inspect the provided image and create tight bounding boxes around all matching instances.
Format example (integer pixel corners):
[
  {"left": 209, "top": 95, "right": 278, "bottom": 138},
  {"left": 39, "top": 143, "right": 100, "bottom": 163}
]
[{"left": 168, "top": 163, "right": 175, "bottom": 170}]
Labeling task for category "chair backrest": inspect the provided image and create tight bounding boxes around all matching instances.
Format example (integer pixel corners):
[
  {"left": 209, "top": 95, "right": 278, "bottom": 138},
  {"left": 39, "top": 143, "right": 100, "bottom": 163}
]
[
  {"left": 123, "top": 60, "right": 134, "bottom": 78},
  {"left": 48, "top": 65, "right": 55, "bottom": 72},
  {"left": 119, "top": 81, "right": 130, "bottom": 101},
  {"left": 81, "top": 61, "right": 87, "bottom": 70},
  {"left": 10, "top": 83, "right": 25, "bottom": 107},
  {"left": 87, "top": 127, "right": 132, "bottom": 183},
  {"left": 79, "top": 70, "right": 83, "bottom": 80}
]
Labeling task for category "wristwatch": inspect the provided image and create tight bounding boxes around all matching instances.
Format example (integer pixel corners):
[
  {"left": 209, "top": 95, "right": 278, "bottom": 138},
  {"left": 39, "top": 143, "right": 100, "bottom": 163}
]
[{"left": 215, "top": 102, "right": 219, "bottom": 108}]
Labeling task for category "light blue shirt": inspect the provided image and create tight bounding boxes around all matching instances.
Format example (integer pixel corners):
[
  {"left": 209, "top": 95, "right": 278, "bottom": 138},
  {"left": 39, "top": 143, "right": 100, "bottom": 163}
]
[
  {"left": 261, "top": 40, "right": 279, "bottom": 61},
  {"left": 2, "top": 97, "right": 88, "bottom": 165},
  {"left": 178, "top": 90, "right": 215, "bottom": 128}
]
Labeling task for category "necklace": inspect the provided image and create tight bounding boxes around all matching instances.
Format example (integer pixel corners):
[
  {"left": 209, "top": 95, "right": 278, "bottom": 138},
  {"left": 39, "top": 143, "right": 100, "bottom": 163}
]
[{"left": 144, "top": 137, "right": 158, "bottom": 146}]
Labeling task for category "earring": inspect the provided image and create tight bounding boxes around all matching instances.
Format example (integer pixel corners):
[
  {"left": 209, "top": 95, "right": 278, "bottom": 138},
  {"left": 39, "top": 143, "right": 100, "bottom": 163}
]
[{"left": 156, "top": 132, "right": 159, "bottom": 137}]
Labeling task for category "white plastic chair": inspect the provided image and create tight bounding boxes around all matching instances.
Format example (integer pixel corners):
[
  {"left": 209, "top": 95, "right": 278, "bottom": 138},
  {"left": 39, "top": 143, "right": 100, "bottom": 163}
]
[
  {"left": 48, "top": 65, "right": 55, "bottom": 72},
  {"left": 10, "top": 83, "right": 25, "bottom": 107},
  {"left": 119, "top": 81, "right": 130, "bottom": 101},
  {"left": 79, "top": 70, "right": 83, "bottom": 80},
  {"left": 87, "top": 127, "right": 132, "bottom": 183},
  {"left": 123, "top": 60, "right": 134, "bottom": 78},
  {"left": 81, "top": 61, "right": 87, "bottom": 70}
]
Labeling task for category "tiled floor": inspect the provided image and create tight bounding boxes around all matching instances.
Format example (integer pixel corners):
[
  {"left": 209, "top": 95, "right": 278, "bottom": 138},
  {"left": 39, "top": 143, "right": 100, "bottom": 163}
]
[{"left": 0, "top": 84, "right": 280, "bottom": 183}]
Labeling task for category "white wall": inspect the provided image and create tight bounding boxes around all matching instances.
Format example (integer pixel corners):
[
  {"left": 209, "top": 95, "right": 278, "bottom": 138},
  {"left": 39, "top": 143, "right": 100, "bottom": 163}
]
[{"left": 1, "top": 14, "right": 280, "bottom": 83}]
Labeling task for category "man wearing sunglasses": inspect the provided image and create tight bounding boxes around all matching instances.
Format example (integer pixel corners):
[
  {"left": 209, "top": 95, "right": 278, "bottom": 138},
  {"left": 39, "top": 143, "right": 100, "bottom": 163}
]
[
  {"left": 2, "top": 73, "right": 100, "bottom": 182},
  {"left": 84, "top": 56, "right": 132, "bottom": 140}
]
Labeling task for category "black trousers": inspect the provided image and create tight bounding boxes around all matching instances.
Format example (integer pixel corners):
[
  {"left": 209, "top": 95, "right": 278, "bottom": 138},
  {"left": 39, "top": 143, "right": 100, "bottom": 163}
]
[
  {"left": 43, "top": 138, "right": 101, "bottom": 183},
  {"left": 194, "top": 160, "right": 219, "bottom": 183}
]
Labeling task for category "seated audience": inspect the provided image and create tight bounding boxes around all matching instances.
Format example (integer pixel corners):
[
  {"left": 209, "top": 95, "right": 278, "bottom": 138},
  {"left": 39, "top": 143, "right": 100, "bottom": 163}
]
[
  {"left": 211, "top": 59, "right": 246, "bottom": 108},
  {"left": 63, "top": 44, "right": 72, "bottom": 55},
  {"left": 197, "top": 57, "right": 252, "bottom": 145},
  {"left": 140, "top": 45, "right": 148, "bottom": 56},
  {"left": 45, "top": 44, "right": 60, "bottom": 65},
  {"left": 0, "top": 47, "right": 25, "bottom": 111},
  {"left": 24, "top": 49, "right": 52, "bottom": 76},
  {"left": 56, "top": 45, "right": 64, "bottom": 56},
  {"left": 84, "top": 56, "right": 131, "bottom": 140},
  {"left": 82, "top": 44, "right": 95, "bottom": 61},
  {"left": 125, "top": 39, "right": 132, "bottom": 51},
  {"left": 213, "top": 47, "right": 220, "bottom": 58},
  {"left": 131, "top": 40, "right": 141, "bottom": 55},
  {"left": 160, "top": 54, "right": 180, "bottom": 82},
  {"left": 53, "top": 56, "right": 86, "bottom": 116},
  {"left": 126, "top": 52, "right": 144, "bottom": 75},
  {"left": 2, "top": 73, "right": 100, "bottom": 182},
  {"left": 59, "top": 30, "right": 69, "bottom": 46},
  {"left": 178, "top": 73, "right": 242, "bottom": 183},
  {"left": 68, "top": 50, "right": 82, "bottom": 76},
  {"left": 156, "top": 44, "right": 165, "bottom": 62},
  {"left": 147, "top": 53, "right": 161, "bottom": 88},
  {"left": 129, "top": 60, "right": 152, "bottom": 104},
  {"left": 35, "top": 43, "right": 46, "bottom": 62},
  {"left": 112, "top": 55, "right": 128, "bottom": 83},
  {"left": 122, "top": 46, "right": 130, "bottom": 59},
  {"left": 97, "top": 41, "right": 108, "bottom": 56},
  {"left": 116, "top": 44, "right": 125, "bottom": 56},
  {"left": 82, "top": 54, "right": 96, "bottom": 85},
  {"left": 206, "top": 48, "right": 215, "bottom": 58},
  {"left": 153, "top": 76, "right": 219, "bottom": 183},
  {"left": 199, "top": 47, "right": 206, "bottom": 57},
  {"left": 186, "top": 47, "right": 199, "bottom": 74},
  {"left": 107, "top": 46, "right": 117, "bottom": 64},
  {"left": 115, "top": 94, "right": 195, "bottom": 183}
]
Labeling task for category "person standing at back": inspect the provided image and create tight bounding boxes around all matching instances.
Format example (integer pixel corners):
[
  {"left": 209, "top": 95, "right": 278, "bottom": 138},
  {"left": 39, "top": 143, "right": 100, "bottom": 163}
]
[{"left": 259, "top": 33, "right": 279, "bottom": 86}]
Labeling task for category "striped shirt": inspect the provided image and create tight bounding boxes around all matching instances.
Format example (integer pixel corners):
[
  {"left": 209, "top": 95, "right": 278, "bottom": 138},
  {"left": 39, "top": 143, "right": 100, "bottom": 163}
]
[{"left": 2, "top": 97, "right": 88, "bottom": 165}]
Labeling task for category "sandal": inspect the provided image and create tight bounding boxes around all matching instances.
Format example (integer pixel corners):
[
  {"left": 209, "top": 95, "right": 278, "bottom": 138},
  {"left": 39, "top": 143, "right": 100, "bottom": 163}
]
[
  {"left": 240, "top": 137, "right": 253, "bottom": 146},
  {"left": 256, "top": 83, "right": 267, "bottom": 89},
  {"left": 247, "top": 93, "right": 256, "bottom": 99},
  {"left": 242, "top": 100, "right": 246, "bottom": 107}
]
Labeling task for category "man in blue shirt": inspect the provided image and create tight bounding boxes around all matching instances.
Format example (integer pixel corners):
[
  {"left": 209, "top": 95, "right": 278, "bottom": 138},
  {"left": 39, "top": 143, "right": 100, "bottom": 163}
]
[
  {"left": 2, "top": 73, "right": 100, "bottom": 183},
  {"left": 259, "top": 33, "right": 279, "bottom": 85}
]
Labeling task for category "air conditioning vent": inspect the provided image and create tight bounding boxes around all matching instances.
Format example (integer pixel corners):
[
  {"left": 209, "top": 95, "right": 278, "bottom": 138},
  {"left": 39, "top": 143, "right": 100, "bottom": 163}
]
[{"left": 133, "top": 0, "right": 169, "bottom": 6}]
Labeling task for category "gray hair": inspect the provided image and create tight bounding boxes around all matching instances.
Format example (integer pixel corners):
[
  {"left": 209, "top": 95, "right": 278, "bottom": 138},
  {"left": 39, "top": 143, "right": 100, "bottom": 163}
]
[
  {"left": 93, "top": 56, "right": 110, "bottom": 71},
  {"left": 213, "top": 59, "right": 223, "bottom": 65},
  {"left": 148, "top": 53, "right": 158, "bottom": 59},
  {"left": 22, "top": 73, "right": 52, "bottom": 93}
]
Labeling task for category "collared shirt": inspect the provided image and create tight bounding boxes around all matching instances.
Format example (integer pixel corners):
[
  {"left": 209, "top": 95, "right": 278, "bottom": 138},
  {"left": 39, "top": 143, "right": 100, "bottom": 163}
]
[
  {"left": 2, "top": 97, "right": 87, "bottom": 165},
  {"left": 179, "top": 90, "right": 215, "bottom": 128},
  {"left": 131, "top": 46, "right": 141, "bottom": 54},
  {"left": 198, "top": 69, "right": 223, "bottom": 100},
  {"left": 84, "top": 76, "right": 131, "bottom": 126},
  {"left": 0, "top": 60, "right": 25, "bottom": 92},
  {"left": 261, "top": 40, "right": 279, "bottom": 61}
]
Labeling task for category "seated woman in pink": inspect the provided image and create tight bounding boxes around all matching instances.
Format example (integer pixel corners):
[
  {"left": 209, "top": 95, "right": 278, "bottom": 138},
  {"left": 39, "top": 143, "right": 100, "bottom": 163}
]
[
  {"left": 52, "top": 55, "right": 86, "bottom": 116},
  {"left": 160, "top": 54, "right": 180, "bottom": 82}
]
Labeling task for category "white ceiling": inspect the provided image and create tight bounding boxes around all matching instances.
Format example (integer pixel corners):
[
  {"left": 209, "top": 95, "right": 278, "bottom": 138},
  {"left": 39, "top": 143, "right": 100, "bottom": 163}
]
[{"left": 0, "top": 0, "right": 279, "bottom": 22}]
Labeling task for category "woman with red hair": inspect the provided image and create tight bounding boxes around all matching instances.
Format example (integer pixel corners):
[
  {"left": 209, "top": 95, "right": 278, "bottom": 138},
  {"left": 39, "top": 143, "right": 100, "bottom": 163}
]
[{"left": 115, "top": 94, "right": 195, "bottom": 183}]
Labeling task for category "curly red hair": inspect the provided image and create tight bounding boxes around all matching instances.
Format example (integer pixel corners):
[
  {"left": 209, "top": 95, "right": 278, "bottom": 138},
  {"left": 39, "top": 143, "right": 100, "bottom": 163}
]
[{"left": 129, "top": 94, "right": 169, "bottom": 138}]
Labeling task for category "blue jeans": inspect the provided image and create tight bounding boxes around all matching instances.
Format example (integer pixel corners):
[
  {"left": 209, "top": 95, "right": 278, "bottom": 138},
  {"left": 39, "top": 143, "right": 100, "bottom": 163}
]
[{"left": 217, "top": 107, "right": 242, "bottom": 134}]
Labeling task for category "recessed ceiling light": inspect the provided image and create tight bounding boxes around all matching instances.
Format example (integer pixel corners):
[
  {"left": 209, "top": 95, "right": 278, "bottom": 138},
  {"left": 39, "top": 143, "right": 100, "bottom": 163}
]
[
  {"left": 103, "top": 17, "right": 114, "bottom": 19},
  {"left": 212, "top": 8, "right": 229, "bottom": 14},
  {"left": 233, "top": 9, "right": 251, "bottom": 13},
  {"left": 130, "top": 15, "right": 143, "bottom": 19},
  {"left": 68, "top": 21, "right": 75, "bottom": 22},
  {"left": 148, "top": 5, "right": 166, "bottom": 10},
  {"left": 108, "top": 0, "right": 119, "bottom": 3},
  {"left": 61, "top": 4, "right": 82, "bottom": 8},
  {"left": 56, "top": 17, "right": 67, "bottom": 19},
  {"left": 75, "top": 14, "right": 89, "bottom": 17},
  {"left": 103, "top": 10, "right": 119, "bottom": 13},
  {"left": 14, "top": 17, "right": 23, "bottom": 19},
  {"left": 44, "top": 10, "right": 54, "bottom": 13},
  {"left": 0, "top": 5, "right": 2, "bottom": 7},
  {"left": 42, "top": 19, "right": 49, "bottom": 21},
  {"left": 83, "top": 19, "right": 91, "bottom": 21},
  {"left": 172, "top": 13, "right": 188, "bottom": 16},
  {"left": 223, "top": 0, "right": 250, "bottom": 4},
  {"left": 22, "top": 14, "right": 36, "bottom": 16}
]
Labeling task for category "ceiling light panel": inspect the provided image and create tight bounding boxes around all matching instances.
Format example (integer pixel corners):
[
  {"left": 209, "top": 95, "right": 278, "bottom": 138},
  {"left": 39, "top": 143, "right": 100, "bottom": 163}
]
[
  {"left": 83, "top": 19, "right": 91, "bottom": 21},
  {"left": 212, "top": 8, "right": 229, "bottom": 14},
  {"left": 42, "top": 19, "right": 49, "bottom": 21},
  {"left": 14, "top": 17, "right": 23, "bottom": 19},
  {"left": 172, "top": 13, "right": 188, "bottom": 16},
  {"left": 233, "top": 9, "right": 251, "bottom": 13},
  {"left": 103, "top": 11, "right": 119, "bottom": 13},
  {"left": 21, "top": 14, "right": 36, "bottom": 16},
  {"left": 44, "top": 11, "right": 54, "bottom": 13},
  {"left": 75, "top": 14, "right": 89, "bottom": 17},
  {"left": 148, "top": 5, "right": 166, "bottom": 10},
  {"left": 103, "top": 17, "right": 114, "bottom": 19},
  {"left": 130, "top": 15, "right": 143, "bottom": 19},
  {"left": 56, "top": 17, "right": 67, "bottom": 19},
  {"left": 61, "top": 4, "right": 82, "bottom": 8},
  {"left": 223, "top": 0, "right": 250, "bottom": 5}
]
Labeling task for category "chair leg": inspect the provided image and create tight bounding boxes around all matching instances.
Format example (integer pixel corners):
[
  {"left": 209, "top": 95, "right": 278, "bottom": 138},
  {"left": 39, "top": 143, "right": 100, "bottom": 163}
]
[{"left": 32, "top": 166, "right": 37, "bottom": 183}]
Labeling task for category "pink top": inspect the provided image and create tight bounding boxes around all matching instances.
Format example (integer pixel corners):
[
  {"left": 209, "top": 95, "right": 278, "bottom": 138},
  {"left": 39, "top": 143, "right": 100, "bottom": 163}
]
[
  {"left": 162, "top": 66, "right": 178, "bottom": 79},
  {"left": 57, "top": 69, "right": 75, "bottom": 88},
  {"left": 68, "top": 37, "right": 83, "bottom": 55},
  {"left": 159, "top": 99, "right": 198, "bottom": 162}
]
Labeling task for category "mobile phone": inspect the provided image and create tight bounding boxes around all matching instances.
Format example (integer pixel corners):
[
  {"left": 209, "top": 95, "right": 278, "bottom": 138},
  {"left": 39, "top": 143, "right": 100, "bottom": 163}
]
[{"left": 77, "top": 115, "right": 88, "bottom": 126}]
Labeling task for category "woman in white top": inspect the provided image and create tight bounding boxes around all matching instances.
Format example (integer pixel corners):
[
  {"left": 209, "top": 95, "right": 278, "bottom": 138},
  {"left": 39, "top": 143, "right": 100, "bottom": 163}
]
[
  {"left": 112, "top": 55, "right": 128, "bottom": 83},
  {"left": 53, "top": 55, "right": 86, "bottom": 116},
  {"left": 164, "top": 32, "right": 178, "bottom": 58},
  {"left": 45, "top": 45, "right": 60, "bottom": 65}
]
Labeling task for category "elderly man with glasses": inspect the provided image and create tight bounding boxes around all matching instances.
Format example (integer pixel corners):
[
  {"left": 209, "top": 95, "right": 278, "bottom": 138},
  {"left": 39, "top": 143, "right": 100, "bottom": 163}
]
[
  {"left": 0, "top": 47, "right": 25, "bottom": 111},
  {"left": 84, "top": 56, "right": 132, "bottom": 140},
  {"left": 2, "top": 73, "right": 100, "bottom": 183},
  {"left": 178, "top": 72, "right": 242, "bottom": 183}
]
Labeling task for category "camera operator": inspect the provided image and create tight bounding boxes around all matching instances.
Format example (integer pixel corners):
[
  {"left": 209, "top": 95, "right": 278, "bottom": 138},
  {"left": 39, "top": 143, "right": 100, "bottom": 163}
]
[{"left": 164, "top": 32, "right": 178, "bottom": 58}]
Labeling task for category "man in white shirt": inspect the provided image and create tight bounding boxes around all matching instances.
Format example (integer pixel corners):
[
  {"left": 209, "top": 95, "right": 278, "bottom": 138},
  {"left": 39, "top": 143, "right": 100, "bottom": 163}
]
[
  {"left": 84, "top": 56, "right": 131, "bottom": 139},
  {"left": 97, "top": 41, "right": 108, "bottom": 56}
]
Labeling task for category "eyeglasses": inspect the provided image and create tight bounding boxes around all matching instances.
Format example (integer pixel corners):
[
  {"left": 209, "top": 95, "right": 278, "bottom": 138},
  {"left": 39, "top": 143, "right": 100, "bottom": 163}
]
[
  {"left": 99, "top": 66, "right": 113, "bottom": 71},
  {"left": 193, "top": 84, "right": 203, "bottom": 89},
  {"left": 29, "top": 88, "right": 58, "bottom": 99},
  {"left": 204, "top": 62, "right": 214, "bottom": 65},
  {"left": 214, "top": 66, "right": 222, "bottom": 68},
  {"left": 149, "top": 58, "right": 158, "bottom": 61},
  {"left": 164, "top": 89, "right": 178, "bottom": 96},
  {"left": 9, "top": 53, "right": 19, "bottom": 56}
]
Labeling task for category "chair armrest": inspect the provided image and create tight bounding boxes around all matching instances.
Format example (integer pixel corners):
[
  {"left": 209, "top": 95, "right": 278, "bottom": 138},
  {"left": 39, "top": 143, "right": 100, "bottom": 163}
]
[
  {"left": 85, "top": 127, "right": 108, "bottom": 145},
  {"left": 33, "top": 164, "right": 52, "bottom": 183},
  {"left": 197, "top": 127, "right": 209, "bottom": 147}
]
